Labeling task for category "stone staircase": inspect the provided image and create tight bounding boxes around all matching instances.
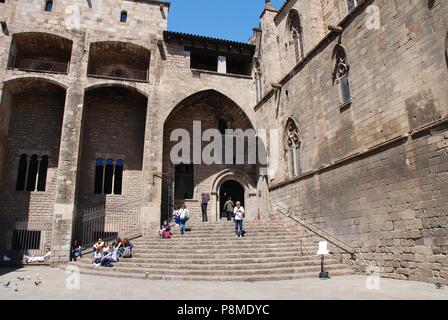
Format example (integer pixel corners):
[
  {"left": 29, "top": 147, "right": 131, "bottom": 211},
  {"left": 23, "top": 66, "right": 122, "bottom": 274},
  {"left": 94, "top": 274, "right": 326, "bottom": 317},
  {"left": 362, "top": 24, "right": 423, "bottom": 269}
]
[{"left": 72, "top": 217, "right": 356, "bottom": 282}]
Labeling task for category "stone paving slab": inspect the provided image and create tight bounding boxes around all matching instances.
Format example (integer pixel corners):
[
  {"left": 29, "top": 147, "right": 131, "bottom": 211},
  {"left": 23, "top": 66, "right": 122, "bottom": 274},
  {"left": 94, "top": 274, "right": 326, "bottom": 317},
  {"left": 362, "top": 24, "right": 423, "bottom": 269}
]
[{"left": 0, "top": 266, "right": 447, "bottom": 300}]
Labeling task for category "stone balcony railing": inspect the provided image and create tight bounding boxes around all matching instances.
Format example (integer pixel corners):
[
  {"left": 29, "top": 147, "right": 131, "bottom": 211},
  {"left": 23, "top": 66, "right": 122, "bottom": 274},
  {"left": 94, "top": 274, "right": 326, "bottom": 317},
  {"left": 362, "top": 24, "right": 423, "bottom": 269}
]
[
  {"left": 10, "top": 59, "right": 69, "bottom": 74},
  {"left": 87, "top": 66, "right": 149, "bottom": 82}
]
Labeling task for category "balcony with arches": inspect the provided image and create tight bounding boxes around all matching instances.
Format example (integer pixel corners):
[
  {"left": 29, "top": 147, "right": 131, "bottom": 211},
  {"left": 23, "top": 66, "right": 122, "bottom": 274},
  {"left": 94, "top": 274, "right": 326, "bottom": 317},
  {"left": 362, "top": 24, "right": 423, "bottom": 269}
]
[
  {"left": 7, "top": 32, "right": 72, "bottom": 75},
  {"left": 87, "top": 42, "right": 150, "bottom": 83}
]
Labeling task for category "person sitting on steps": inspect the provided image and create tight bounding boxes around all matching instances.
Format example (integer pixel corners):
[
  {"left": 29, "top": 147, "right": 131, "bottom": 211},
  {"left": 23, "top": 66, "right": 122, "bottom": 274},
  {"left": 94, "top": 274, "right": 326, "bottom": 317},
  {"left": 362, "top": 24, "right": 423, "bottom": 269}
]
[
  {"left": 93, "top": 238, "right": 105, "bottom": 251},
  {"left": 70, "top": 240, "right": 82, "bottom": 262},
  {"left": 122, "top": 238, "right": 134, "bottom": 258},
  {"left": 160, "top": 220, "right": 172, "bottom": 239}
]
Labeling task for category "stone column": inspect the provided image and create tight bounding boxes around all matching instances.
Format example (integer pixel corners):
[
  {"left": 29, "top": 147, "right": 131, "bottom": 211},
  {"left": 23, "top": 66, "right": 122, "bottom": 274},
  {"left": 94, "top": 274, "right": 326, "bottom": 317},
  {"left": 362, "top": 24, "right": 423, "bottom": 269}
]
[
  {"left": 50, "top": 87, "right": 85, "bottom": 264},
  {"left": 184, "top": 50, "right": 191, "bottom": 68},
  {"left": 142, "top": 99, "right": 163, "bottom": 235},
  {"left": 217, "top": 55, "right": 227, "bottom": 74},
  {"left": 50, "top": 34, "right": 86, "bottom": 265}
]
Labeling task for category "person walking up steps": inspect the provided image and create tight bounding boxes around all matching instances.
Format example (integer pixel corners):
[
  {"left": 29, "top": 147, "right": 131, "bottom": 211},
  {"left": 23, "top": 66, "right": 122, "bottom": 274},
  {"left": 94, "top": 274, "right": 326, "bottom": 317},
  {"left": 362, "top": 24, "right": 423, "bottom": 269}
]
[
  {"left": 201, "top": 193, "right": 210, "bottom": 222},
  {"left": 178, "top": 203, "right": 190, "bottom": 235},
  {"left": 234, "top": 201, "right": 245, "bottom": 238},
  {"left": 223, "top": 197, "right": 234, "bottom": 221}
]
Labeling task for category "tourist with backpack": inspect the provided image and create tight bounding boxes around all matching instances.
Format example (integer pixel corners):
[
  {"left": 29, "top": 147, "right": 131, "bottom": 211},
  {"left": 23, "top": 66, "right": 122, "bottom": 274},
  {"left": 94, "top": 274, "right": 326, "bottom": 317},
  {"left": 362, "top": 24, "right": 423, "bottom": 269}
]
[
  {"left": 223, "top": 197, "right": 235, "bottom": 221},
  {"left": 178, "top": 203, "right": 190, "bottom": 235}
]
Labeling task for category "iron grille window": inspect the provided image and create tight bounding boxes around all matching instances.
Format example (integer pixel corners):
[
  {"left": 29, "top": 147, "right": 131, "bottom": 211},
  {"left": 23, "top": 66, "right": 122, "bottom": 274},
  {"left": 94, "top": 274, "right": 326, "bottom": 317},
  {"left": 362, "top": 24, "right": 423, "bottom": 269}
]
[{"left": 12, "top": 230, "right": 41, "bottom": 250}]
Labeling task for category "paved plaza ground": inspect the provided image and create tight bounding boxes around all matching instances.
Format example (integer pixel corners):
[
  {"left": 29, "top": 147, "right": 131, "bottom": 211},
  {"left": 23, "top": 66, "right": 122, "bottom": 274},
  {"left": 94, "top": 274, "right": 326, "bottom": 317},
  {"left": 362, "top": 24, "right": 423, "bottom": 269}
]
[{"left": 0, "top": 266, "right": 447, "bottom": 300}]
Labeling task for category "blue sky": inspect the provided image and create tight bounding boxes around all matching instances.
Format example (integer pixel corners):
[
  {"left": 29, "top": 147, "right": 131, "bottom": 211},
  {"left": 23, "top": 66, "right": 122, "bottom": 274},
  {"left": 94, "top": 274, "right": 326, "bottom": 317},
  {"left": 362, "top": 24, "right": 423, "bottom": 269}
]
[{"left": 168, "top": 0, "right": 286, "bottom": 43}]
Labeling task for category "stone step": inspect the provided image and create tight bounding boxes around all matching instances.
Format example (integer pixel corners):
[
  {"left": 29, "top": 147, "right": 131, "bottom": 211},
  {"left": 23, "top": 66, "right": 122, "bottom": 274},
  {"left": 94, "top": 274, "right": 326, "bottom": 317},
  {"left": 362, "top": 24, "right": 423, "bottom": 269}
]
[
  {"left": 128, "top": 251, "right": 320, "bottom": 260},
  {"left": 136, "top": 234, "right": 318, "bottom": 242},
  {"left": 72, "top": 267, "right": 354, "bottom": 282},
  {"left": 75, "top": 262, "right": 350, "bottom": 277},
  {"left": 77, "top": 258, "right": 339, "bottom": 270},
  {"left": 132, "top": 244, "right": 318, "bottom": 253},
  {"left": 159, "top": 225, "right": 294, "bottom": 232},
  {"left": 130, "top": 243, "right": 318, "bottom": 251},
  {"left": 78, "top": 254, "right": 330, "bottom": 265},
  {"left": 74, "top": 217, "right": 355, "bottom": 282}
]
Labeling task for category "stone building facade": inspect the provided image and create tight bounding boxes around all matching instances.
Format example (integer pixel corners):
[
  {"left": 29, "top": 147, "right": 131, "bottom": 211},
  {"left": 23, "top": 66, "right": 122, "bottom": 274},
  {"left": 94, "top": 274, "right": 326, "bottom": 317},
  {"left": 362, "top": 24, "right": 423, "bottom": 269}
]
[{"left": 0, "top": 0, "right": 447, "bottom": 284}]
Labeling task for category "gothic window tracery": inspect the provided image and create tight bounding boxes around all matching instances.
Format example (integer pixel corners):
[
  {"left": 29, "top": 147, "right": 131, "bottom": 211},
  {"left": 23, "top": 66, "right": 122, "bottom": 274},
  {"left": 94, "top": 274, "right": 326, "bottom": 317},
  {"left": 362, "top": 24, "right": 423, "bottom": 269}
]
[
  {"left": 333, "top": 44, "right": 352, "bottom": 106},
  {"left": 288, "top": 10, "right": 304, "bottom": 63},
  {"left": 285, "top": 119, "right": 301, "bottom": 178}
]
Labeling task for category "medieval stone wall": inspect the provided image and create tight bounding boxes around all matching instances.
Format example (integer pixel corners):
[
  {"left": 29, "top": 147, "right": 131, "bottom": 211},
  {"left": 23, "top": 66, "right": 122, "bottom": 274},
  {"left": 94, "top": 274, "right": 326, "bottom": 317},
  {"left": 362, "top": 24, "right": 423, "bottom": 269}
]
[
  {"left": 255, "top": 0, "right": 448, "bottom": 282},
  {"left": 0, "top": 85, "right": 65, "bottom": 251}
]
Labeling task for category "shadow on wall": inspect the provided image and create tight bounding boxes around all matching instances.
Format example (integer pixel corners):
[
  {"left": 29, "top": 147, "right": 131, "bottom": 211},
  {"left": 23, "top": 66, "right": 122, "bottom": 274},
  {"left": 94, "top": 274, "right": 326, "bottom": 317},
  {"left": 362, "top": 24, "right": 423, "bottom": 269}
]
[
  {"left": 74, "top": 85, "right": 148, "bottom": 244},
  {"left": 0, "top": 78, "right": 66, "bottom": 261}
]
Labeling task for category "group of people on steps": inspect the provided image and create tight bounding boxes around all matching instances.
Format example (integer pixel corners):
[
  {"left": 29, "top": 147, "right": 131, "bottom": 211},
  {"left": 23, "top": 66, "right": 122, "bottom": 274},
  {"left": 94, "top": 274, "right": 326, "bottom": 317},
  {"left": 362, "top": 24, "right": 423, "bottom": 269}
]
[{"left": 160, "top": 194, "right": 246, "bottom": 238}]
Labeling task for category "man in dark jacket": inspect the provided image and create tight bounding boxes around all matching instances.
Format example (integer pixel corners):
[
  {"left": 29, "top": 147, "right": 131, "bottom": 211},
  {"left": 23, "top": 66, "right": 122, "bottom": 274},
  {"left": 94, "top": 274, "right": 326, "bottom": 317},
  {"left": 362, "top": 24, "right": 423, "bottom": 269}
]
[
  {"left": 201, "top": 193, "right": 210, "bottom": 222},
  {"left": 223, "top": 197, "right": 235, "bottom": 221}
]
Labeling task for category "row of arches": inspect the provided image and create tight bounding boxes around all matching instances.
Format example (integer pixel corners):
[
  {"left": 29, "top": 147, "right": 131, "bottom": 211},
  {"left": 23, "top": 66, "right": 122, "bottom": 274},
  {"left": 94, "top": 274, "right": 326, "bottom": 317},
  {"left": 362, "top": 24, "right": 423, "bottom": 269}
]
[{"left": 7, "top": 32, "right": 151, "bottom": 82}]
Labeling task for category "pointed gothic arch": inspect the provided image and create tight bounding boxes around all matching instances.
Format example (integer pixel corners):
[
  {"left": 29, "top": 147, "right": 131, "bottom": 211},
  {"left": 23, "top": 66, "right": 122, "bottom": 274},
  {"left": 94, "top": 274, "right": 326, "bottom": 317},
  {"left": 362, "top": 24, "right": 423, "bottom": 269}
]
[
  {"left": 284, "top": 118, "right": 301, "bottom": 178},
  {"left": 287, "top": 9, "right": 305, "bottom": 63}
]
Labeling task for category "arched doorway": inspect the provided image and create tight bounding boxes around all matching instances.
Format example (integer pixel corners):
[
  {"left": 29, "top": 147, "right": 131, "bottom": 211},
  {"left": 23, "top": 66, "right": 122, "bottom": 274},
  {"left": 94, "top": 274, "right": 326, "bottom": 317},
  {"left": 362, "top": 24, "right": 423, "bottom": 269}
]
[
  {"left": 219, "top": 180, "right": 244, "bottom": 219},
  {"left": 160, "top": 89, "right": 257, "bottom": 222}
]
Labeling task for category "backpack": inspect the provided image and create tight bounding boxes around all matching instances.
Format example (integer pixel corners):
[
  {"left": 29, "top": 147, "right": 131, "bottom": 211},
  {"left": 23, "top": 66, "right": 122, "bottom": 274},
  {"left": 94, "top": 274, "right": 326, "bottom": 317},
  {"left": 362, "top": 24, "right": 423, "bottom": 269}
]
[{"left": 123, "top": 247, "right": 132, "bottom": 258}]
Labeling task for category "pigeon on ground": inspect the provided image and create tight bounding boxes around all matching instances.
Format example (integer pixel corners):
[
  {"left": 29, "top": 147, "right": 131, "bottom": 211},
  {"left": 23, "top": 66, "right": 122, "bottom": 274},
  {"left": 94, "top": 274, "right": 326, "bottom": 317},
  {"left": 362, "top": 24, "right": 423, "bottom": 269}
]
[
  {"left": 17, "top": 277, "right": 25, "bottom": 281},
  {"left": 3, "top": 281, "right": 10, "bottom": 287},
  {"left": 435, "top": 283, "right": 444, "bottom": 289},
  {"left": 145, "top": 272, "right": 150, "bottom": 278},
  {"left": 34, "top": 280, "right": 42, "bottom": 286},
  {"left": 13, "top": 284, "right": 18, "bottom": 292}
]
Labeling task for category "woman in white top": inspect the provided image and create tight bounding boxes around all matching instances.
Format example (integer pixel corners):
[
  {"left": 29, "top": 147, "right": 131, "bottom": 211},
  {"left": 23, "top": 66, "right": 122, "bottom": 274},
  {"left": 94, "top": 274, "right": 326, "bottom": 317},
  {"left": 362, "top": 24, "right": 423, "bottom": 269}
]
[
  {"left": 233, "top": 201, "right": 245, "bottom": 238},
  {"left": 178, "top": 203, "right": 190, "bottom": 235}
]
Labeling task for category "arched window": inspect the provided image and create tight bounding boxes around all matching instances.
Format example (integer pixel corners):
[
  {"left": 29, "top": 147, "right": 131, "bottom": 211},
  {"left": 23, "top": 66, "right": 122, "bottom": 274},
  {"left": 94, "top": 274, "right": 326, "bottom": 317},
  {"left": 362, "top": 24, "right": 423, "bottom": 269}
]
[
  {"left": 288, "top": 10, "right": 304, "bottom": 63},
  {"left": 16, "top": 154, "right": 28, "bottom": 191},
  {"left": 114, "top": 159, "right": 124, "bottom": 195},
  {"left": 333, "top": 44, "right": 352, "bottom": 106},
  {"left": 26, "top": 155, "right": 39, "bottom": 191},
  {"left": 104, "top": 159, "right": 114, "bottom": 195},
  {"left": 37, "top": 155, "right": 48, "bottom": 192},
  {"left": 45, "top": 0, "right": 53, "bottom": 12},
  {"left": 94, "top": 158, "right": 104, "bottom": 194},
  {"left": 120, "top": 11, "right": 128, "bottom": 23},
  {"left": 285, "top": 119, "right": 301, "bottom": 178},
  {"left": 254, "top": 57, "right": 263, "bottom": 102}
]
